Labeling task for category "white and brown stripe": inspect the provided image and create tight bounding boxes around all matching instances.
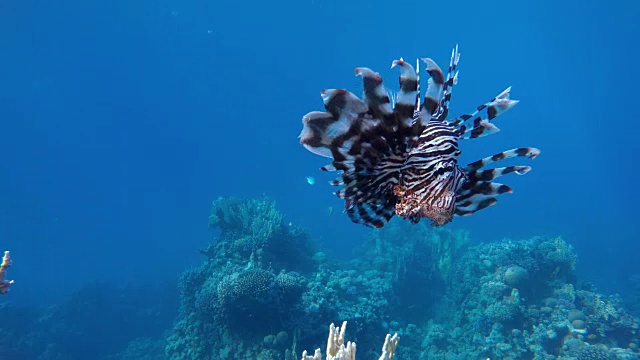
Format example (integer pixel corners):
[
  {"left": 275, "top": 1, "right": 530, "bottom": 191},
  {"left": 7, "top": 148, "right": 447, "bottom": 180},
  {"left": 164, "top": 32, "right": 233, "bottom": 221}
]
[{"left": 299, "top": 46, "right": 540, "bottom": 228}]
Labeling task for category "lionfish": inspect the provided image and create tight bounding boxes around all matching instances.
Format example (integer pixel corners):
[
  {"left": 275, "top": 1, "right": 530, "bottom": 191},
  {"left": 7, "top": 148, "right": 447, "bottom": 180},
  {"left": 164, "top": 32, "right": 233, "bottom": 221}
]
[{"left": 298, "top": 46, "right": 540, "bottom": 228}]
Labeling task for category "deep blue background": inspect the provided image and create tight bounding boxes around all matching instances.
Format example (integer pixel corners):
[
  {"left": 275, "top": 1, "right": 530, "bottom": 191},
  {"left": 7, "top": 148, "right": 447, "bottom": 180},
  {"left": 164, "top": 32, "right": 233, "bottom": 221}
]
[{"left": 0, "top": 0, "right": 638, "bottom": 304}]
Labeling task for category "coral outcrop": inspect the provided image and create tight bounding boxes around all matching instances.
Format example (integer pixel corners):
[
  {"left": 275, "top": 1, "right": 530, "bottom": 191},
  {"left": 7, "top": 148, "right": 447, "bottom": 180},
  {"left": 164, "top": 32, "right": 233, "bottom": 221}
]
[
  {"left": 166, "top": 196, "right": 321, "bottom": 360},
  {"left": 407, "top": 237, "right": 640, "bottom": 359},
  {"left": 0, "top": 250, "right": 13, "bottom": 294}
]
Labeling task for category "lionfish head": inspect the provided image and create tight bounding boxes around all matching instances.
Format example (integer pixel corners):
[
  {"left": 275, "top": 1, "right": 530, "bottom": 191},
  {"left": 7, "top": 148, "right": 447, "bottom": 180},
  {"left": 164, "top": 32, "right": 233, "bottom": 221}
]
[{"left": 393, "top": 185, "right": 457, "bottom": 227}]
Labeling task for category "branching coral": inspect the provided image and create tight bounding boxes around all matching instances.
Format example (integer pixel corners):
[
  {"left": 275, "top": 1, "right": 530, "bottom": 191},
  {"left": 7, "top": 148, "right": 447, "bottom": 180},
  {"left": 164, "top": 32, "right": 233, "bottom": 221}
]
[
  {"left": 0, "top": 250, "right": 14, "bottom": 294},
  {"left": 301, "top": 321, "right": 399, "bottom": 360}
]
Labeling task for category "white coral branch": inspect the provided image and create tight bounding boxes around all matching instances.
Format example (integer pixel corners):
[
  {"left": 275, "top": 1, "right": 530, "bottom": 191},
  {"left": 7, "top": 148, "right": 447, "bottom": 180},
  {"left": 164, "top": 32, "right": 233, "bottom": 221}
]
[
  {"left": 0, "top": 250, "right": 14, "bottom": 294},
  {"left": 301, "top": 321, "right": 398, "bottom": 360}
]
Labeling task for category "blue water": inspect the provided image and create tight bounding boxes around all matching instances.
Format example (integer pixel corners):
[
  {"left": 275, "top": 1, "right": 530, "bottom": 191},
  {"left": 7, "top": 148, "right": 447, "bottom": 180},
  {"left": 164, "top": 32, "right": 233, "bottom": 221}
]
[{"left": 0, "top": 0, "right": 637, "bottom": 307}]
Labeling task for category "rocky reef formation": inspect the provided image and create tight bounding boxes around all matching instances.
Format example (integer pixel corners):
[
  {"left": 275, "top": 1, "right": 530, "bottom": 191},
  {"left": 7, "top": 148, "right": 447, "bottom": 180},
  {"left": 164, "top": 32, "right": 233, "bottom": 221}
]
[{"left": 166, "top": 196, "right": 319, "bottom": 360}]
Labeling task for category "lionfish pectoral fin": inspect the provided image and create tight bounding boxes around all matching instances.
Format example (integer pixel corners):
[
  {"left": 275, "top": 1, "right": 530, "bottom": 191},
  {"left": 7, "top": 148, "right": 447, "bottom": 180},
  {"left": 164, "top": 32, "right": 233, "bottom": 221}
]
[
  {"left": 299, "top": 89, "right": 368, "bottom": 158},
  {"left": 419, "top": 57, "right": 445, "bottom": 116},
  {"left": 299, "top": 111, "right": 336, "bottom": 158},
  {"left": 390, "top": 58, "right": 419, "bottom": 127},
  {"left": 455, "top": 147, "right": 540, "bottom": 217},
  {"left": 462, "top": 147, "right": 541, "bottom": 173},
  {"left": 355, "top": 67, "right": 393, "bottom": 119},
  {"left": 346, "top": 197, "right": 397, "bottom": 228},
  {"left": 302, "top": 64, "right": 411, "bottom": 229},
  {"left": 455, "top": 181, "right": 512, "bottom": 216},
  {"left": 465, "top": 166, "right": 532, "bottom": 182}
]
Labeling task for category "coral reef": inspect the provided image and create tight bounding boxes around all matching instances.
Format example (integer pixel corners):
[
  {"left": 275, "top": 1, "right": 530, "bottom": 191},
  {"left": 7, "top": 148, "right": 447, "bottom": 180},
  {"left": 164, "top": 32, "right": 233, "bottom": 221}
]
[
  {"left": 205, "top": 196, "right": 316, "bottom": 272},
  {"left": 166, "top": 197, "right": 471, "bottom": 360},
  {"left": 0, "top": 250, "right": 14, "bottom": 294},
  {"left": 168, "top": 197, "right": 640, "bottom": 359},
  {"left": 2, "top": 196, "right": 639, "bottom": 360},
  {"left": 301, "top": 321, "right": 399, "bottom": 360},
  {"left": 626, "top": 275, "right": 640, "bottom": 319},
  {"left": 176, "top": 194, "right": 640, "bottom": 359},
  {"left": 409, "top": 236, "right": 639, "bottom": 360},
  {"left": 166, "top": 196, "right": 322, "bottom": 360}
]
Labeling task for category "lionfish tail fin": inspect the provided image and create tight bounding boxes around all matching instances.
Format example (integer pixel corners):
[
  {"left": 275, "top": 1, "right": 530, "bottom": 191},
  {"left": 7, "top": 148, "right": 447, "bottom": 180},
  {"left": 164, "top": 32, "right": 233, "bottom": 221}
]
[
  {"left": 450, "top": 86, "right": 519, "bottom": 139},
  {"left": 455, "top": 147, "right": 540, "bottom": 216}
]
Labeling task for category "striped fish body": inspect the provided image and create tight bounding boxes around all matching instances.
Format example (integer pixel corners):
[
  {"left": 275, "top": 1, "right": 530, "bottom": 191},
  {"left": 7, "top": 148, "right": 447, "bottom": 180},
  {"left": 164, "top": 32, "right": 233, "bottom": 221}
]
[
  {"left": 394, "top": 120, "right": 466, "bottom": 226},
  {"left": 299, "top": 46, "right": 540, "bottom": 228}
]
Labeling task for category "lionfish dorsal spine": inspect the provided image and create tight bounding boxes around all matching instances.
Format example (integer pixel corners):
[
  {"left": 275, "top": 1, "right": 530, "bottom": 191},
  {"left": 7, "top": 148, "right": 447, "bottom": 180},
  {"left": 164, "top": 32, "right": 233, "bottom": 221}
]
[
  {"left": 437, "top": 44, "right": 460, "bottom": 122},
  {"left": 415, "top": 58, "right": 421, "bottom": 114},
  {"left": 450, "top": 86, "right": 519, "bottom": 140}
]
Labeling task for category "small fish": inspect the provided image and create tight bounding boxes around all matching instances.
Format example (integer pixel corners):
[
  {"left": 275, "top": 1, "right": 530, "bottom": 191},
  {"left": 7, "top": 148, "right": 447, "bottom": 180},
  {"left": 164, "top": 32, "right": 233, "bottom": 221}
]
[
  {"left": 306, "top": 176, "right": 316, "bottom": 185},
  {"left": 298, "top": 45, "right": 540, "bottom": 228}
]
